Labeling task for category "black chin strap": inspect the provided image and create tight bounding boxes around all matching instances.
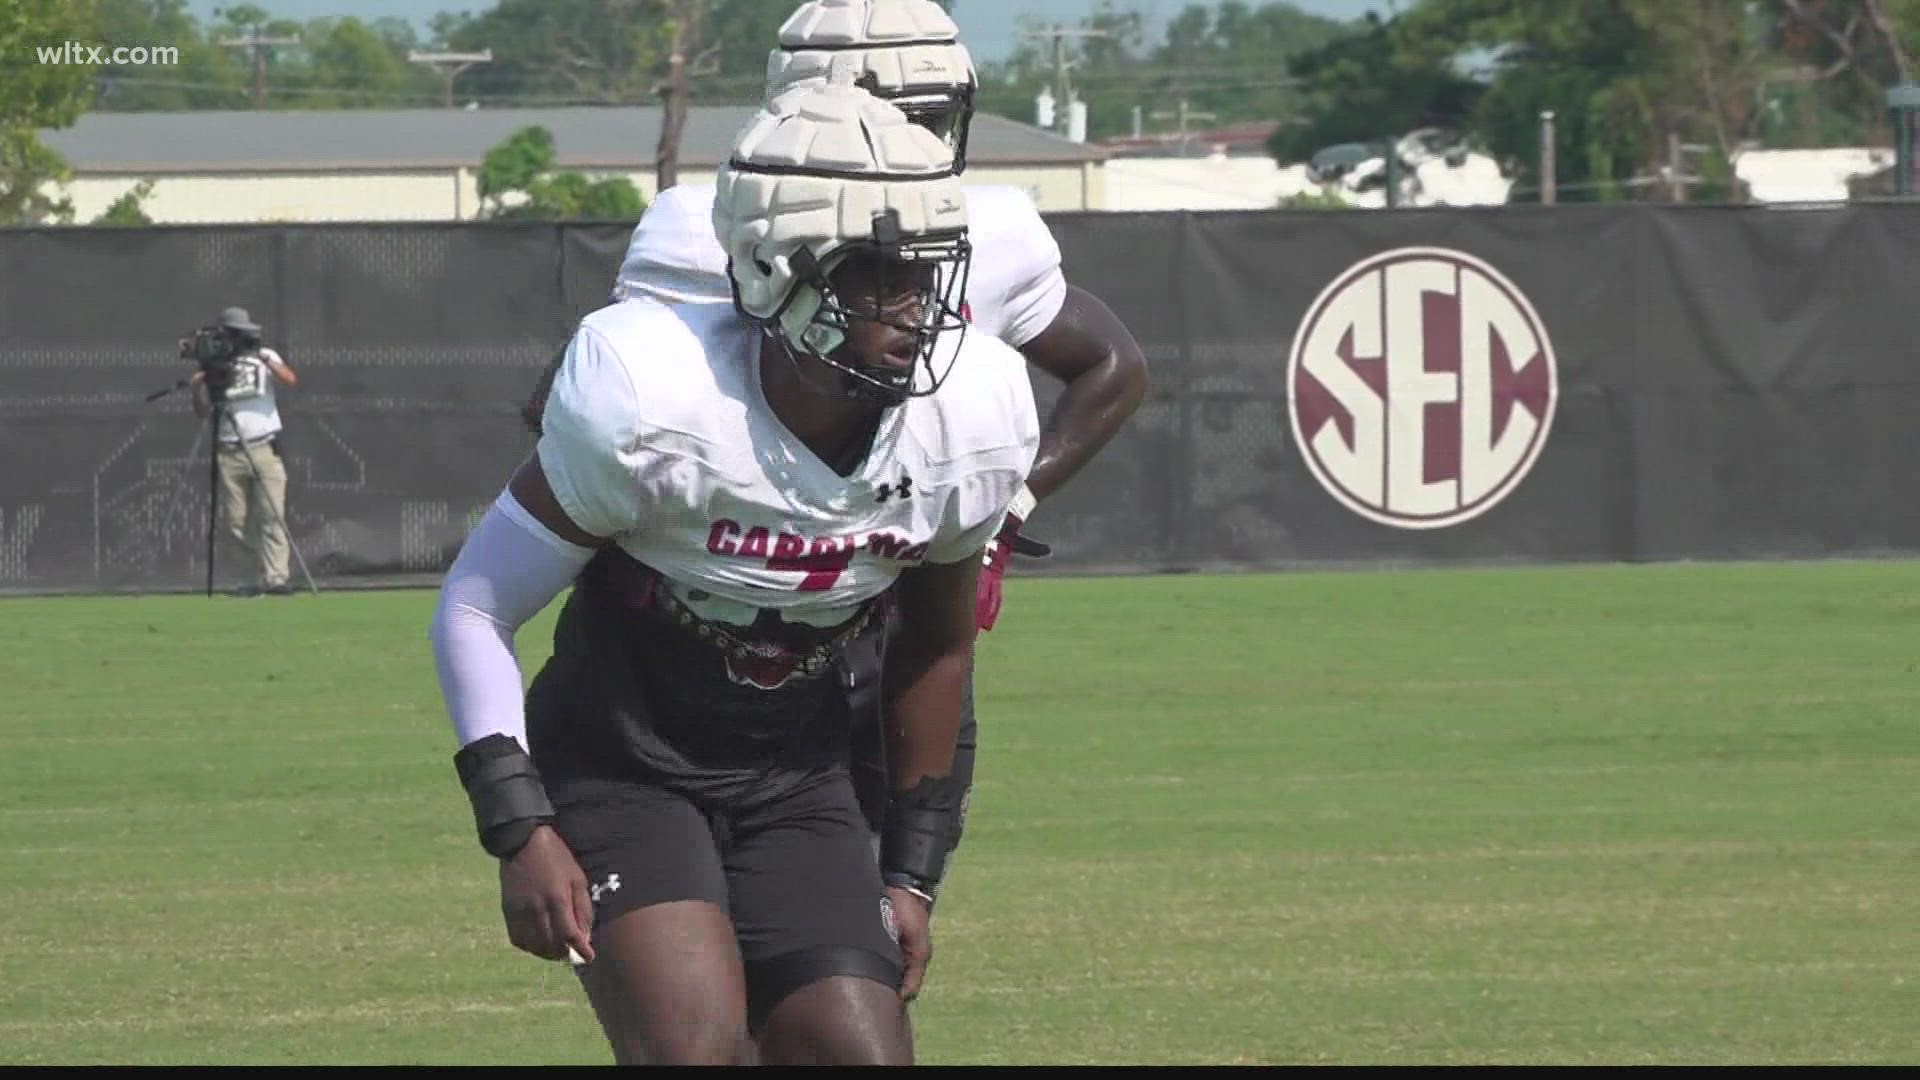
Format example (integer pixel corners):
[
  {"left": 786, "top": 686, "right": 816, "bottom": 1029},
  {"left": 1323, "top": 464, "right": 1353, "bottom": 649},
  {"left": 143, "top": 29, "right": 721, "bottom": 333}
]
[{"left": 768, "top": 326, "right": 902, "bottom": 406}]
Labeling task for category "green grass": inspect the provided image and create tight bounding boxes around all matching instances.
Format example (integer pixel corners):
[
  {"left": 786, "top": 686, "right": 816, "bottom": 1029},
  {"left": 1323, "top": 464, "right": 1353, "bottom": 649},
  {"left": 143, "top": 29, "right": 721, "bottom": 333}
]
[{"left": 2, "top": 562, "right": 1917, "bottom": 1064}]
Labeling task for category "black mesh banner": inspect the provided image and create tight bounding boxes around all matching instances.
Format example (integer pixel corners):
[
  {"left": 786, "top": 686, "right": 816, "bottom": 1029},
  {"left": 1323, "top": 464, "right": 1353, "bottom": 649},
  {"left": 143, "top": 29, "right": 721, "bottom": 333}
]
[{"left": 4, "top": 205, "right": 1919, "bottom": 595}]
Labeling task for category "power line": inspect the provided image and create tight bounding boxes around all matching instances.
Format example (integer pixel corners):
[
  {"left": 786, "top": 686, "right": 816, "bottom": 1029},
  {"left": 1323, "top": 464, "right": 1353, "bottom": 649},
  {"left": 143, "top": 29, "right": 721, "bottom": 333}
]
[
  {"left": 217, "top": 24, "right": 300, "bottom": 107},
  {"left": 1149, "top": 98, "right": 1217, "bottom": 153},
  {"left": 408, "top": 49, "right": 493, "bottom": 109},
  {"left": 1025, "top": 23, "right": 1108, "bottom": 138}
]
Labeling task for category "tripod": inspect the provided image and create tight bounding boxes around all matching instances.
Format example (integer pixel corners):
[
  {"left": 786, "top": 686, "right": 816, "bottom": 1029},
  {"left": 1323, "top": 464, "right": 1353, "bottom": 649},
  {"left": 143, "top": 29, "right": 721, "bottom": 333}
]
[{"left": 146, "top": 373, "right": 318, "bottom": 598}]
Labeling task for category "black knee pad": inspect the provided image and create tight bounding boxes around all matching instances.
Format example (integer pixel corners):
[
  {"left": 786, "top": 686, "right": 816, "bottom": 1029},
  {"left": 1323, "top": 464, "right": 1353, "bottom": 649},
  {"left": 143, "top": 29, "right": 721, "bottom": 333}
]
[{"left": 747, "top": 944, "right": 902, "bottom": 1033}]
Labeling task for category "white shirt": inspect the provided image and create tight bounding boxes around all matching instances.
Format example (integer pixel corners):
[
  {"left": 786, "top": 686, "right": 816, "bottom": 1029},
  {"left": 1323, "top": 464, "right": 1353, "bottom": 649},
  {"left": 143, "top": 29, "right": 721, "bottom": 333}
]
[
  {"left": 216, "top": 348, "right": 284, "bottom": 445},
  {"left": 538, "top": 299, "right": 1040, "bottom": 631},
  {"left": 612, "top": 183, "right": 1069, "bottom": 349}
]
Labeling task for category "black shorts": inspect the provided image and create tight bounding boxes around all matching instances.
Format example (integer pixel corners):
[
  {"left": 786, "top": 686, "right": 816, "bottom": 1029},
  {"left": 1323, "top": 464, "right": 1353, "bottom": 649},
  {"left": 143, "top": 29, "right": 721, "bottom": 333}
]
[{"left": 548, "top": 764, "right": 904, "bottom": 1028}]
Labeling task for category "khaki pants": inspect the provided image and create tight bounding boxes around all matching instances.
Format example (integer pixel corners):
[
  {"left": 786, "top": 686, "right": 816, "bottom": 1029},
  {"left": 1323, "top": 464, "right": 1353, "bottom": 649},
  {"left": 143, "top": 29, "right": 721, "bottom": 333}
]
[{"left": 217, "top": 440, "right": 289, "bottom": 589}]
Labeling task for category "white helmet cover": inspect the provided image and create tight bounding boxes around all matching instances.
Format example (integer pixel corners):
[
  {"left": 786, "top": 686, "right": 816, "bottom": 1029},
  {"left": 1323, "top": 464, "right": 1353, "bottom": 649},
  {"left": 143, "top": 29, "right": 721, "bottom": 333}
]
[
  {"left": 713, "top": 78, "right": 972, "bottom": 404},
  {"left": 767, "top": 0, "right": 978, "bottom": 171}
]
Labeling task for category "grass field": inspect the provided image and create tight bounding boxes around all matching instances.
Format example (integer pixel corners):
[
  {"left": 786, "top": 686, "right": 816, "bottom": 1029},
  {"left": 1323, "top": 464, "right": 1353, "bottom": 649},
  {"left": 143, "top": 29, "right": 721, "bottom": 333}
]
[{"left": 2, "top": 562, "right": 1917, "bottom": 1065}]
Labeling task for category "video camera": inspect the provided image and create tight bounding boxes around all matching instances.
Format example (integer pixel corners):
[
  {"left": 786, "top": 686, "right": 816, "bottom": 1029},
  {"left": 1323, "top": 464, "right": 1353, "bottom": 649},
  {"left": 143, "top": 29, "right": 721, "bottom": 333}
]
[
  {"left": 178, "top": 323, "right": 249, "bottom": 397},
  {"left": 180, "top": 324, "right": 237, "bottom": 366}
]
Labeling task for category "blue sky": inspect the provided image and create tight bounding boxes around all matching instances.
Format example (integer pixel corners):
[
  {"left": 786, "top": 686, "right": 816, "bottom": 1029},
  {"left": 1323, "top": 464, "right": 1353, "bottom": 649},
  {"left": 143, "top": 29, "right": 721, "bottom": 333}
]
[{"left": 184, "top": 1, "right": 1399, "bottom": 63}]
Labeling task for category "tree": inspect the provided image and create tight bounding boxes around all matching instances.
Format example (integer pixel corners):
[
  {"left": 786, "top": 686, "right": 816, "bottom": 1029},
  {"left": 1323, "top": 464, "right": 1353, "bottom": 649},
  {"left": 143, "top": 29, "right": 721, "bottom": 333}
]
[
  {"left": 1769, "top": 0, "right": 1920, "bottom": 145},
  {"left": 92, "top": 0, "right": 249, "bottom": 110},
  {"left": 441, "top": 0, "right": 786, "bottom": 108},
  {"left": 1338, "top": 0, "right": 1645, "bottom": 200},
  {"left": 1149, "top": 1, "right": 1350, "bottom": 135},
  {"left": 1267, "top": 13, "right": 1482, "bottom": 165},
  {"left": 477, "top": 125, "right": 645, "bottom": 221},
  {"left": 90, "top": 3, "right": 449, "bottom": 112},
  {"left": 1274, "top": 0, "right": 1726, "bottom": 202},
  {"left": 976, "top": 4, "right": 1150, "bottom": 140},
  {"left": 278, "top": 17, "right": 439, "bottom": 109},
  {"left": 477, "top": 125, "right": 557, "bottom": 213},
  {"left": 91, "top": 179, "right": 156, "bottom": 225},
  {"left": 978, "top": 2, "right": 1350, "bottom": 144},
  {"left": 653, "top": 0, "right": 720, "bottom": 191},
  {"left": 1277, "top": 187, "right": 1354, "bottom": 209},
  {"left": 0, "top": 0, "right": 98, "bottom": 224},
  {"left": 1274, "top": 0, "right": 1920, "bottom": 204}
]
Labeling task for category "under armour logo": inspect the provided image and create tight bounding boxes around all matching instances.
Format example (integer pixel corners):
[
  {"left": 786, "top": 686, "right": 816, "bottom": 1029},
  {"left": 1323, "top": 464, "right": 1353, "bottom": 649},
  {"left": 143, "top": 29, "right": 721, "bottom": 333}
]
[
  {"left": 590, "top": 873, "right": 622, "bottom": 904},
  {"left": 876, "top": 474, "right": 914, "bottom": 503}
]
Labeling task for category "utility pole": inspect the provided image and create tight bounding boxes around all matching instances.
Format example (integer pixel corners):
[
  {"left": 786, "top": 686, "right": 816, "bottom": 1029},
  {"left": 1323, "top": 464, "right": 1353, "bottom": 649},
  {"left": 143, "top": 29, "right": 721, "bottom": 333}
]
[
  {"left": 1539, "top": 110, "right": 1557, "bottom": 205},
  {"left": 1026, "top": 23, "right": 1107, "bottom": 138},
  {"left": 1665, "top": 133, "right": 1711, "bottom": 202},
  {"left": 409, "top": 49, "right": 492, "bottom": 108},
  {"left": 1891, "top": 83, "right": 1920, "bottom": 196},
  {"left": 220, "top": 24, "right": 300, "bottom": 108},
  {"left": 655, "top": 1, "right": 721, "bottom": 193},
  {"left": 1151, "top": 98, "right": 1217, "bottom": 154},
  {"left": 1668, "top": 132, "right": 1686, "bottom": 202}
]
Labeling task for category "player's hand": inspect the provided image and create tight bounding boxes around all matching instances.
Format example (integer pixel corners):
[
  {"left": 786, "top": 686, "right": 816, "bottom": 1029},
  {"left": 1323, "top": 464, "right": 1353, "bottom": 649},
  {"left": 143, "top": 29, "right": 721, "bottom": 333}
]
[
  {"left": 885, "top": 885, "right": 934, "bottom": 1003},
  {"left": 976, "top": 486, "right": 1049, "bottom": 632},
  {"left": 498, "top": 824, "right": 595, "bottom": 965}
]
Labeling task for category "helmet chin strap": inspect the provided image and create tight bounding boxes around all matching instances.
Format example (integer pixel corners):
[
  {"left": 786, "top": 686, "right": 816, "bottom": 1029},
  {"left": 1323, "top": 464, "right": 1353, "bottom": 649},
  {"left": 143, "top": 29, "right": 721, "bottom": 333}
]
[
  {"left": 776, "top": 281, "right": 912, "bottom": 406},
  {"left": 769, "top": 323, "right": 907, "bottom": 409}
]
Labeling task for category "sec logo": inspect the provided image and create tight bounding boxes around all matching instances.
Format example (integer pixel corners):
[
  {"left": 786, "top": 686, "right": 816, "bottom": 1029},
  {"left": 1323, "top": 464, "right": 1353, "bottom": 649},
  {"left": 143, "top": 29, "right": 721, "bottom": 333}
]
[{"left": 1287, "top": 247, "right": 1558, "bottom": 530}]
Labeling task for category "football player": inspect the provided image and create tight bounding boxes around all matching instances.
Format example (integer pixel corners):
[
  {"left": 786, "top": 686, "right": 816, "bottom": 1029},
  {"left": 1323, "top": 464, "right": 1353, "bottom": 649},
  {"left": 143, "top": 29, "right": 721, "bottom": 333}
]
[
  {"left": 433, "top": 81, "right": 1037, "bottom": 1064},
  {"left": 525, "top": 0, "right": 1149, "bottom": 914}
]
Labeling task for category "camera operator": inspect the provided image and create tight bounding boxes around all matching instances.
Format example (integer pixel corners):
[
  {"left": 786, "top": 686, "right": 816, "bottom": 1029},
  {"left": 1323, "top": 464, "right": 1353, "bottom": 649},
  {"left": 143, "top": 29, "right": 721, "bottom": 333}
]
[{"left": 189, "top": 307, "right": 298, "bottom": 597}]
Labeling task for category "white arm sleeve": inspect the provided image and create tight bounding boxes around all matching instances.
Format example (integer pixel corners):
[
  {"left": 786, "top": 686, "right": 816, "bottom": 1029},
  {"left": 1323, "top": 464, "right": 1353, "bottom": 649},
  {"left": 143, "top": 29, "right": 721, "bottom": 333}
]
[{"left": 429, "top": 491, "right": 598, "bottom": 751}]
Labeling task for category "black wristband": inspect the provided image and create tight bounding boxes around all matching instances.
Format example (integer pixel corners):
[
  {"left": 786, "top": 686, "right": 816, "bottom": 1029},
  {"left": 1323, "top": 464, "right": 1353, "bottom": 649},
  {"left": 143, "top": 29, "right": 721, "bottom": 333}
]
[
  {"left": 879, "top": 773, "right": 967, "bottom": 888},
  {"left": 453, "top": 734, "right": 556, "bottom": 859}
]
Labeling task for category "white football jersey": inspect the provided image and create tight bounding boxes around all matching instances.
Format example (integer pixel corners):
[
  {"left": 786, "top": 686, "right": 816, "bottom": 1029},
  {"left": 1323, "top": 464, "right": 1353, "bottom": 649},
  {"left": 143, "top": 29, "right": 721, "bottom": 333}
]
[
  {"left": 539, "top": 299, "right": 1040, "bottom": 632},
  {"left": 612, "top": 183, "right": 1068, "bottom": 348}
]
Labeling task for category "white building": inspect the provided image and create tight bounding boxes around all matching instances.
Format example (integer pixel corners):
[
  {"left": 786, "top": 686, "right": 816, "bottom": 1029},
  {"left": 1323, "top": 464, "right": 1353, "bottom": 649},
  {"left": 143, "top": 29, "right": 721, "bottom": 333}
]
[
  {"left": 1731, "top": 147, "right": 1896, "bottom": 204},
  {"left": 40, "top": 106, "right": 1110, "bottom": 224},
  {"left": 1096, "top": 124, "right": 1513, "bottom": 212},
  {"left": 1103, "top": 147, "right": 1325, "bottom": 210}
]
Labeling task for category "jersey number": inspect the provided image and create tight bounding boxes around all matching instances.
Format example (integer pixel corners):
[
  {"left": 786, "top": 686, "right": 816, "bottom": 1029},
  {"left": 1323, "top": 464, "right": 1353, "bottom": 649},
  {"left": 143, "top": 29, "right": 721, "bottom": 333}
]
[{"left": 769, "top": 544, "right": 856, "bottom": 591}]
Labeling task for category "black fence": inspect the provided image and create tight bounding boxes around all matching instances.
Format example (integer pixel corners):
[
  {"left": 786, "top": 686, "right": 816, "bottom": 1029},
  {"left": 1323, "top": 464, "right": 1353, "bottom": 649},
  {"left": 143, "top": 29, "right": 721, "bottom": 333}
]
[{"left": 3, "top": 203, "right": 1918, "bottom": 595}]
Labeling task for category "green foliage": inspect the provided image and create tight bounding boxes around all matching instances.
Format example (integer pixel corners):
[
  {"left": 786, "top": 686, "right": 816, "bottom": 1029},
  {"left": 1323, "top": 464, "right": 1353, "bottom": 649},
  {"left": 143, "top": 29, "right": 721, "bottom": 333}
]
[
  {"left": 978, "top": 1, "right": 1350, "bottom": 143},
  {"left": 88, "top": 1, "right": 443, "bottom": 110},
  {"left": 1276, "top": 0, "right": 1920, "bottom": 203},
  {"left": 478, "top": 124, "right": 645, "bottom": 221},
  {"left": 90, "top": 177, "right": 155, "bottom": 225},
  {"left": 0, "top": 128, "right": 75, "bottom": 225},
  {"left": 477, "top": 124, "right": 555, "bottom": 206},
  {"left": 515, "top": 172, "right": 648, "bottom": 220},
  {"left": 90, "top": 1, "right": 243, "bottom": 110},
  {"left": 0, "top": 0, "right": 97, "bottom": 224},
  {"left": 1265, "top": 13, "right": 1482, "bottom": 165},
  {"left": 441, "top": 0, "right": 789, "bottom": 106},
  {"left": 277, "top": 17, "right": 429, "bottom": 110},
  {"left": 1275, "top": 186, "right": 1353, "bottom": 209}
]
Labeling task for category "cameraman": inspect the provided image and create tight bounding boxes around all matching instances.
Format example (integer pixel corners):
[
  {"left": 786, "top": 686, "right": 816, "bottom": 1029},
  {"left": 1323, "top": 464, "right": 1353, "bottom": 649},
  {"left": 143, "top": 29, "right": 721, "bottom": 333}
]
[{"left": 190, "top": 307, "right": 298, "bottom": 597}]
